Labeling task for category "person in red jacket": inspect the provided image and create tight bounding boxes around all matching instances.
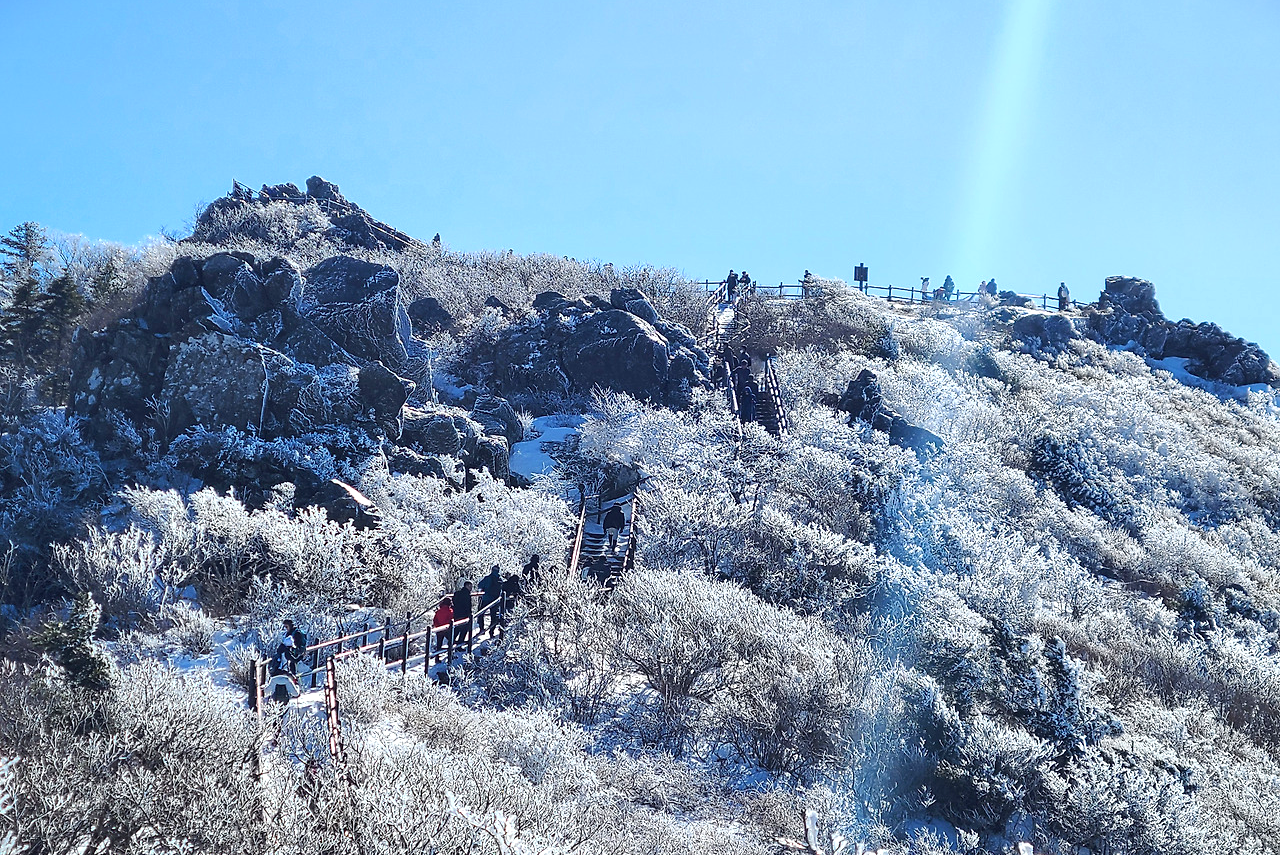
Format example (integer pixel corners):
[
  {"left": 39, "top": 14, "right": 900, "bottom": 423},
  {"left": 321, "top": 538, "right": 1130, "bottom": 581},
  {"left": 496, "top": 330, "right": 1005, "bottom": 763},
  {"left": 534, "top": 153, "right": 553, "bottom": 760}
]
[{"left": 432, "top": 596, "right": 454, "bottom": 652}]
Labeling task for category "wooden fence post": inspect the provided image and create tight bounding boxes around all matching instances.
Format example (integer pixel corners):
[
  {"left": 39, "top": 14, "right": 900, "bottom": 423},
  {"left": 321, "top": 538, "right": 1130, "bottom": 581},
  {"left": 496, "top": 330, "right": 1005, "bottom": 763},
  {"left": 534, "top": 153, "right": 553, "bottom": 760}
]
[
  {"left": 401, "top": 611, "right": 411, "bottom": 675},
  {"left": 250, "top": 659, "right": 262, "bottom": 720},
  {"left": 310, "top": 646, "right": 321, "bottom": 689}
]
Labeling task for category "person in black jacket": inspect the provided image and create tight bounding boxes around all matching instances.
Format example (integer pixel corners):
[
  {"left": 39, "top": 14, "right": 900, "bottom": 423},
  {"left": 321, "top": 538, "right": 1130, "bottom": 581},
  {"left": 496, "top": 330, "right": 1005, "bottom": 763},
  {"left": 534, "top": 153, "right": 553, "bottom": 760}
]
[
  {"left": 1058, "top": 282, "right": 1071, "bottom": 312},
  {"left": 500, "top": 571, "right": 524, "bottom": 627},
  {"left": 477, "top": 565, "right": 503, "bottom": 634},
  {"left": 739, "top": 382, "right": 757, "bottom": 424},
  {"left": 603, "top": 503, "right": 626, "bottom": 552},
  {"left": 451, "top": 581, "right": 474, "bottom": 648},
  {"left": 725, "top": 270, "right": 739, "bottom": 302},
  {"left": 278, "top": 620, "right": 307, "bottom": 674}
]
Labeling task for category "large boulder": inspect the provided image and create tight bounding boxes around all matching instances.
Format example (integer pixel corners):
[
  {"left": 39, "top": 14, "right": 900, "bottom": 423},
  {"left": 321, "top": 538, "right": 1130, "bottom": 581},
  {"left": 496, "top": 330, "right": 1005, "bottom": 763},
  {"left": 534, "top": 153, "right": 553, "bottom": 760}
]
[
  {"left": 301, "top": 257, "right": 400, "bottom": 309},
  {"left": 407, "top": 296, "right": 455, "bottom": 335},
  {"left": 357, "top": 362, "right": 412, "bottom": 439},
  {"left": 562, "top": 310, "right": 671, "bottom": 402},
  {"left": 160, "top": 332, "right": 293, "bottom": 434},
  {"left": 1099, "top": 276, "right": 1160, "bottom": 316},
  {"left": 299, "top": 257, "right": 413, "bottom": 369},
  {"left": 836, "top": 368, "right": 943, "bottom": 454},
  {"left": 1011, "top": 313, "right": 1080, "bottom": 354},
  {"left": 68, "top": 320, "right": 169, "bottom": 426},
  {"left": 470, "top": 395, "right": 524, "bottom": 447},
  {"left": 305, "top": 175, "right": 348, "bottom": 204}
]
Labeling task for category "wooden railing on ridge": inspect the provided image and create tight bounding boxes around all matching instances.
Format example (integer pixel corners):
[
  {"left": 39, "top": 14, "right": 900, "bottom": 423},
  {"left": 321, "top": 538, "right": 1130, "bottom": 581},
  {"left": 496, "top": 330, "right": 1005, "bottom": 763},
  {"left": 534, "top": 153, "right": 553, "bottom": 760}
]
[
  {"left": 249, "top": 595, "right": 506, "bottom": 713},
  {"left": 695, "top": 279, "right": 1085, "bottom": 311}
]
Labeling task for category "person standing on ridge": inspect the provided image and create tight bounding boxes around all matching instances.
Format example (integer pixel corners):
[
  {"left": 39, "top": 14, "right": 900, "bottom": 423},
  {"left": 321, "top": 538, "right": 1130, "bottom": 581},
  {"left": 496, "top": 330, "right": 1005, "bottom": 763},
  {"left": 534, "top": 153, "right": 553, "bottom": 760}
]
[
  {"left": 1058, "top": 282, "right": 1071, "bottom": 312},
  {"left": 942, "top": 275, "right": 955, "bottom": 301},
  {"left": 726, "top": 270, "right": 739, "bottom": 302},
  {"left": 279, "top": 619, "right": 307, "bottom": 674},
  {"left": 739, "top": 271, "right": 752, "bottom": 294}
]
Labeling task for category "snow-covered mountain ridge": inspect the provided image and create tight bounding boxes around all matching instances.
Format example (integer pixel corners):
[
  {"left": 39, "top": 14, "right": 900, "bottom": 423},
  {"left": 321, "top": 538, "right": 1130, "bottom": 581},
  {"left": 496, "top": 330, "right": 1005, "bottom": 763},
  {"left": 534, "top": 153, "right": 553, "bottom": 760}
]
[{"left": 1, "top": 178, "right": 1279, "bottom": 854}]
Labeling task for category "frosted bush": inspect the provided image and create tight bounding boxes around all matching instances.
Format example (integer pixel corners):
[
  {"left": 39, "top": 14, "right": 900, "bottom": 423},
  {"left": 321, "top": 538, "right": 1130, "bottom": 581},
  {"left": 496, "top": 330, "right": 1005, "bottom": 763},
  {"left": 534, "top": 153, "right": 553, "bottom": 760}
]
[{"left": 158, "top": 601, "right": 217, "bottom": 656}]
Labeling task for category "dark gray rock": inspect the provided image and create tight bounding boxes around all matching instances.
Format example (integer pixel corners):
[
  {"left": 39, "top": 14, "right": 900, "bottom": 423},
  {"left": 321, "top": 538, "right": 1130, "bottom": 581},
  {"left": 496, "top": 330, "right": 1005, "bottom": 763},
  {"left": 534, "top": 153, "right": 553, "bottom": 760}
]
[
  {"left": 470, "top": 395, "right": 523, "bottom": 447},
  {"left": 407, "top": 296, "right": 454, "bottom": 335},
  {"left": 484, "top": 296, "right": 513, "bottom": 316},
  {"left": 306, "top": 286, "right": 412, "bottom": 368},
  {"left": 358, "top": 362, "right": 412, "bottom": 438},
  {"left": 387, "top": 446, "right": 451, "bottom": 482},
  {"left": 999, "top": 291, "right": 1035, "bottom": 309},
  {"left": 464, "top": 434, "right": 510, "bottom": 484},
  {"left": 1100, "top": 276, "right": 1160, "bottom": 316},
  {"left": 562, "top": 310, "right": 670, "bottom": 402},
  {"left": 402, "top": 408, "right": 464, "bottom": 456},
  {"left": 1011, "top": 313, "right": 1079, "bottom": 353},
  {"left": 1085, "top": 277, "right": 1278, "bottom": 386},
  {"left": 609, "top": 288, "right": 645, "bottom": 310},
  {"left": 199, "top": 253, "right": 264, "bottom": 321},
  {"left": 259, "top": 257, "right": 302, "bottom": 309},
  {"left": 301, "top": 257, "right": 399, "bottom": 308},
  {"left": 305, "top": 175, "right": 347, "bottom": 204},
  {"left": 259, "top": 182, "right": 302, "bottom": 201},
  {"left": 68, "top": 320, "right": 169, "bottom": 426},
  {"left": 271, "top": 309, "right": 360, "bottom": 369},
  {"left": 836, "top": 368, "right": 942, "bottom": 454},
  {"left": 532, "top": 291, "right": 569, "bottom": 311}
]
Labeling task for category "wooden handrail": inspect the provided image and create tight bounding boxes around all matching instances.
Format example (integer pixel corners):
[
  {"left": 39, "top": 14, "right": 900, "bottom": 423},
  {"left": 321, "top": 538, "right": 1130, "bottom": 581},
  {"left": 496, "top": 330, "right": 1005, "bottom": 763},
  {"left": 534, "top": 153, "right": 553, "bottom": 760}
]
[{"left": 566, "top": 498, "right": 589, "bottom": 580}]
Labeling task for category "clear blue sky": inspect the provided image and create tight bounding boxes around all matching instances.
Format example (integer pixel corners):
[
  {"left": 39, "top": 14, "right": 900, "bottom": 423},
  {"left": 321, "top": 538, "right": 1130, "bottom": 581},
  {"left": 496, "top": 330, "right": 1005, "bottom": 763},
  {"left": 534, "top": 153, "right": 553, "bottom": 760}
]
[{"left": 2, "top": 1, "right": 1278, "bottom": 354}]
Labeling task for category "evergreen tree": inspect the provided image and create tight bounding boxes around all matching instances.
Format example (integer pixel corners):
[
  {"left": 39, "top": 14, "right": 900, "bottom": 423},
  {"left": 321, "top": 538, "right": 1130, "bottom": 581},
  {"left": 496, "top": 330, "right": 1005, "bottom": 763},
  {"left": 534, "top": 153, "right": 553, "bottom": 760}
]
[
  {"left": 0, "top": 221, "right": 50, "bottom": 295},
  {"left": 32, "top": 593, "right": 114, "bottom": 690},
  {"left": 0, "top": 277, "right": 46, "bottom": 378},
  {"left": 0, "top": 223, "right": 53, "bottom": 381},
  {"left": 38, "top": 273, "right": 88, "bottom": 400}
]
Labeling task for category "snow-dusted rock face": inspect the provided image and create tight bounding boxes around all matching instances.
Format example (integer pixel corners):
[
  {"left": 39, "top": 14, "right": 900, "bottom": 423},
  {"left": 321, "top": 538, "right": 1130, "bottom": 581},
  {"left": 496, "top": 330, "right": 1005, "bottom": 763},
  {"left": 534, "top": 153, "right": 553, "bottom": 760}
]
[
  {"left": 69, "top": 252, "right": 418, "bottom": 441},
  {"left": 1086, "top": 276, "right": 1278, "bottom": 387},
  {"left": 472, "top": 288, "right": 709, "bottom": 408}
]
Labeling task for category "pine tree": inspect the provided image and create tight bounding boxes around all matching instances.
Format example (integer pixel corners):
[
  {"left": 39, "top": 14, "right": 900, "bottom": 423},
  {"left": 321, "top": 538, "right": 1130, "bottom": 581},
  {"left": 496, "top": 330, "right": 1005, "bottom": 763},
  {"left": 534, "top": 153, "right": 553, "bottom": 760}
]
[
  {"left": 32, "top": 593, "right": 114, "bottom": 690},
  {"left": 0, "top": 277, "right": 46, "bottom": 378},
  {"left": 0, "top": 222, "right": 53, "bottom": 381},
  {"left": 0, "top": 221, "right": 50, "bottom": 294}
]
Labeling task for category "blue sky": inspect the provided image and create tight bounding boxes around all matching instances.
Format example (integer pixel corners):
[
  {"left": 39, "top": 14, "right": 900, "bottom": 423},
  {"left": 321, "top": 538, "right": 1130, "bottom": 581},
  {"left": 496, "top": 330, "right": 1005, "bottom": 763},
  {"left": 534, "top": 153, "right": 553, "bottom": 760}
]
[{"left": 2, "top": 1, "right": 1277, "bottom": 353}]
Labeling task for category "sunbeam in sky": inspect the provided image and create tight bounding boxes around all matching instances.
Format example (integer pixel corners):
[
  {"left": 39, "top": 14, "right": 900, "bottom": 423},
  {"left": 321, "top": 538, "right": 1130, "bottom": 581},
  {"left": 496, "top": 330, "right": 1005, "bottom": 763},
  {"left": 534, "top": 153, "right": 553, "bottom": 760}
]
[{"left": 952, "top": 0, "right": 1056, "bottom": 285}]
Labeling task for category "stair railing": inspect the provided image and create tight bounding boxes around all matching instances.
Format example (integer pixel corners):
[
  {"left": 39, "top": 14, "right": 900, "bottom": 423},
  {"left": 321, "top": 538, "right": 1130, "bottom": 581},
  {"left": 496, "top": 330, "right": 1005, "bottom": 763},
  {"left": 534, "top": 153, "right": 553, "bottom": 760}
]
[{"left": 764, "top": 356, "right": 790, "bottom": 438}]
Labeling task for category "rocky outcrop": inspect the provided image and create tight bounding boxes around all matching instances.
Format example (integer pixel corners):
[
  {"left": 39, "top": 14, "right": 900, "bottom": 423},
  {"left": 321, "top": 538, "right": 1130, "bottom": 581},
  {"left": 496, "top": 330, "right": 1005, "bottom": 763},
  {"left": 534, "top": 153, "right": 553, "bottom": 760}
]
[
  {"left": 471, "top": 288, "right": 709, "bottom": 408},
  {"left": 407, "top": 296, "right": 454, "bottom": 335},
  {"left": 1086, "top": 277, "right": 1278, "bottom": 387},
  {"left": 835, "top": 369, "right": 943, "bottom": 454},
  {"left": 1011, "top": 313, "right": 1082, "bottom": 355},
  {"left": 191, "top": 175, "right": 420, "bottom": 253}
]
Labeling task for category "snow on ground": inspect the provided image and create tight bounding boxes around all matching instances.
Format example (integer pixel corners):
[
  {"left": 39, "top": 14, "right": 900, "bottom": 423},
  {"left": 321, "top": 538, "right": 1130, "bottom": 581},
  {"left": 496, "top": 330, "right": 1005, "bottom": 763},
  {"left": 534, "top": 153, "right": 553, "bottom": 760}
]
[
  {"left": 1146, "top": 355, "right": 1278, "bottom": 405},
  {"left": 509, "top": 414, "right": 584, "bottom": 481}
]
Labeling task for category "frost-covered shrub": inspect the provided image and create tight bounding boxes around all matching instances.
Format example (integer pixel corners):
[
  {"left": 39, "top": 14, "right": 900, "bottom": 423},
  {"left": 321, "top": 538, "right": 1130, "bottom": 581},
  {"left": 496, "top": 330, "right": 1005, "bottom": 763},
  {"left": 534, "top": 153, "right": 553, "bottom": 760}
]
[
  {"left": 158, "top": 601, "right": 217, "bottom": 656},
  {"left": 124, "top": 486, "right": 377, "bottom": 615},
  {"left": 4, "top": 660, "right": 260, "bottom": 852},
  {"left": 50, "top": 527, "right": 167, "bottom": 631},
  {"left": 736, "top": 286, "right": 888, "bottom": 357},
  {"left": 0, "top": 411, "right": 105, "bottom": 599}
]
